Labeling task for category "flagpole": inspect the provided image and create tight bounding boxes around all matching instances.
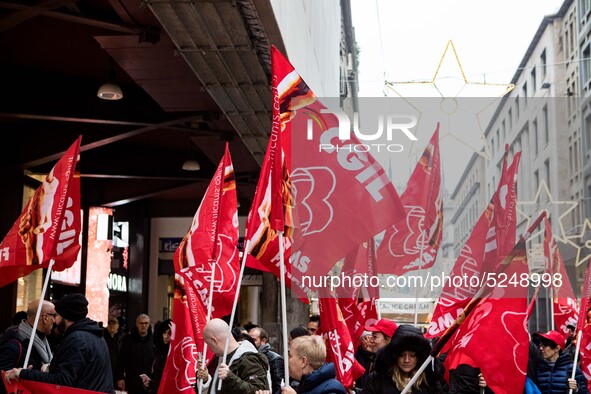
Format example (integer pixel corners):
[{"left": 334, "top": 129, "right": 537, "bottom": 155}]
[
  {"left": 218, "top": 239, "right": 250, "bottom": 390},
  {"left": 568, "top": 329, "right": 583, "bottom": 394},
  {"left": 550, "top": 287, "right": 555, "bottom": 331},
  {"left": 402, "top": 212, "right": 547, "bottom": 394},
  {"left": 23, "top": 258, "right": 54, "bottom": 368},
  {"left": 278, "top": 232, "right": 290, "bottom": 387},
  {"left": 198, "top": 261, "right": 217, "bottom": 394},
  {"left": 376, "top": 299, "right": 381, "bottom": 320},
  {"left": 414, "top": 224, "right": 426, "bottom": 326}
]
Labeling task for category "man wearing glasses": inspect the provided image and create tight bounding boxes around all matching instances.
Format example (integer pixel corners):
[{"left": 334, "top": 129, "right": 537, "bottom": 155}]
[
  {"left": 0, "top": 299, "right": 55, "bottom": 375},
  {"left": 4, "top": 293, "right": 114, "bottom": 393}
]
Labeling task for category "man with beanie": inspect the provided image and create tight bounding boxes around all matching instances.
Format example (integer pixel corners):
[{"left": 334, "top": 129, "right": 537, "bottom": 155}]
[
  {"left": 4, "top": 293, "right": 114, "bottom": 393},
  {"left": 354, "top": 331, "right": 376, "bottom": 391}
]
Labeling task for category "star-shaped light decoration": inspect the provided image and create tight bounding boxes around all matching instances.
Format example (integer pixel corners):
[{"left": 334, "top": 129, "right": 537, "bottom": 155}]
[
  {"left": 384, "top": 40, "right": 514, "bottom": 159},
  {"left": 564, "top": 219, "right": 591, "bottom": 267},
  {"left": 516, "top": 180, "right": 578, "bottom": 242}
]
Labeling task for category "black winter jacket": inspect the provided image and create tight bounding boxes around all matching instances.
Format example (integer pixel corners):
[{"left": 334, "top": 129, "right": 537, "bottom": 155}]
[
  {"left": 297, "top": 363, "right": 347, "bottom": 394},
  {"left": 117, "top": 326, "right": 154, "bottom": 394},
  {"left": 0, "top": 325, "right": 46, "bottom": 371},
  {"left": 19, "top": 318, "right": 114, "bottom": 393},
  {"left": 259, "top": 343, "right": 285, "bottom": 394},
  {"left": 535, "top": 352, "right": 589, "bottom": 394}
]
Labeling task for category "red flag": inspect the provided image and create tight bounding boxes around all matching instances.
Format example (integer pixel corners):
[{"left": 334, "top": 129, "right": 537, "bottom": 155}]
[
  {"left": 443, "top": 237, "right": 530, "bottom": 394},
  {"left": 0, "top": 136, "right": 82, "bottom": 288},
  {"left": 338, "top": 239, "right": 379, "bottom": 349},
  {"left": 543, "top": 217, "right": 578, "bottom": 335},
  {"left": 2, "top": 371, "right": 103, "bottom": 393},
  {"left": 376, "top": 125, "right": 443, "bottom": 274},
  {"left": 245, "top": 46, "right": 405, "bottom": 299},
  {"left": 157, "top": 276, "right": 208, "bottom": 394},
  {"left": 158, "top": 146, "right": 239, "bottom": 393},
  {"left": 174, "top": 143, "right": 240, "bottom": 318},
  {"left": 427, "top": 151, "right": 520, "bottom": 338},
  {"left": 318, "top": 291, "right": 365, "bottom": 390}
]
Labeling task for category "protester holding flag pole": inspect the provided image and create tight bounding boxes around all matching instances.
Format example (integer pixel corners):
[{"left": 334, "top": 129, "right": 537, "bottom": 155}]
[
  {"left": 401, "top": 210, "right": 546, "bottom": 394},
  {"left": 162, "top": 143, "right": 240, "bottom": 394}
]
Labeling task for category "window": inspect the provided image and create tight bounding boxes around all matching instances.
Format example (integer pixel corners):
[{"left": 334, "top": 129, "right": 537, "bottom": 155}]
[
  {"left": 508, "top": 108, "right": 513, "bottom": 127},
  {"left": 531, "top": 66, "right": 537, "bottom": 93},
  {"left": 586, "top": 114, "right": 591, "bottom": 152},
  {"left": 534, "top": 170, "right": 539, "bottom": 193},
  {"left": 544, "top": 159, "right": 551, "bottom": 192},
  {"left": 542, "top": 105, "right": 549, "bottom": 146},
  {"left": 533, "top": 119, "right": 538, "bottom": 156},
  {"left": 583, "top": 45, "right": 591, "bottom": 84},
  {"left": 540, "top": 49, "right": 547, "bottom": 79},
  {"left": 522, "top": 83, "right": 528, "bottom": 108},
  {"left": 501, "top": 120, "right": 506, "bottom": 145},
  {"left": 515, "top": 96, "right": 520, "bottom": 119}
]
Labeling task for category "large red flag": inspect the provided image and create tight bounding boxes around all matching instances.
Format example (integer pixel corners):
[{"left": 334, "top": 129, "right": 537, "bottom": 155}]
[
  {"left": 427, "top": 151, "right": 520, "bottom": 338},
  {"left": 376, "top": 125, "right": 443, "bottom": 275},
  {"left": 2, "top": 371, "right": 103, "bottom": 394},
  {"left": 443, "top": 235, "right": 530, "bottom": 394},
  {"left": 543, "top": 217, "right": 578, "bottom": 335},
  {"left": 318, "top": 290, "right": 365, "bottom": 390},
  {"left": 174, "top": 143, "right": 240, "bottom": 318},
  {"left": 158, "top": 145, "right": 239, "bottom": 394},
  {"left": 245, "top": 46, "right": 405, "bottom": 299},
  {"left": 0, "top": 136, "right": 82, "bottom": 288}
]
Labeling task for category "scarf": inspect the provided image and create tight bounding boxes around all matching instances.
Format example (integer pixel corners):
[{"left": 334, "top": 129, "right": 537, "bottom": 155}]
[{"left": 18, "top": 321, "right": 53, "bottom": 364}]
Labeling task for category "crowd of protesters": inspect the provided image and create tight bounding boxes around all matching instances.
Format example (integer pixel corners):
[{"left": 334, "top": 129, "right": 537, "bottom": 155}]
[{"left": 2, "top": 300, "right": 591, "bottom": 394}]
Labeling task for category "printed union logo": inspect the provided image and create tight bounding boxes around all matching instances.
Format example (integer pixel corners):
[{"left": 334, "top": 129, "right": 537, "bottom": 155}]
[{"left": 305, "top": 108, "right": 418, "bottom": 153}]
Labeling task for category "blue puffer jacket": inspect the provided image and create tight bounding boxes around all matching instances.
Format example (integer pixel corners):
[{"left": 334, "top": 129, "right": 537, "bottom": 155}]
[
  {"left": 535, "top": 352, "right": 589, "bottom": 394},
  {"left": 297, "top": 363, "right": 347, "bottom": 394}
]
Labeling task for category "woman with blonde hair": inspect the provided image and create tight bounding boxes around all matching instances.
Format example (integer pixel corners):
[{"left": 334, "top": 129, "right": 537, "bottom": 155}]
[{"left": 361, "top": 325, "right": 442, "bottom": 394}]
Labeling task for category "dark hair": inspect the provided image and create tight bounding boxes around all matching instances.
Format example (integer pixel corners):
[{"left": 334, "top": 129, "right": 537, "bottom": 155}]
[
  {"left": 153, "top": 319, "right": 172, "bottom": 356},
  {"left": 232, "top": 327, "right": 256, "bottom": 347},
  {"left": 290, "top": 325, "right": 309, "bottom": 339},
  {"left": 253, "top": 327, "right": 269, "bottom": 342},
  {"left": 244, "top": 322, "right": 258, "bottom": 332},
  {"left": 11, "top": 311, "right": 27, "bottom": 326},
  {"left": 309, "top": 314, "right": 320, "bottom": 324}
]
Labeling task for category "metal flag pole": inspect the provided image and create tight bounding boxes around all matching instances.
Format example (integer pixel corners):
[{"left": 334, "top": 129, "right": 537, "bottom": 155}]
[
  {"left": 23, "top": 258, "right": 55, "bottom": 368},
  {"left": 414, "top": 224, "right": 427, "bottom": 326},
  {"left": 198, "top": 261, "right": 217, "bottom": 394},
  {"left": 218, "top": 239, "right": 250, "bottom": 391},
  {"left": 568, "top": 329, "right": 583, "bottom": 394},
  {"left": 278, "top": 232, "right": 290, "bottom": 387}
]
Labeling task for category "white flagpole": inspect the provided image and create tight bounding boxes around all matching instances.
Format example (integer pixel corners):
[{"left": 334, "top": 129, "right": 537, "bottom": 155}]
[
  {"left": 218, "top": 239, "right": 250, "bottom": 391},
  {"left": 414, "top": 226, "right": 426, "bottom": 326},
  {"left": 550, "top": 287, "right": 555, "bottom": 331},
  {"left": 278, "top": 232, "right": 290, "bottom": 387},
  {"left": 23, "top": 258, "right": 54, "bottom": 368},
  {"left": 568, "top": 329, "right": 583, "bottom": 394},
  {"left": 198, "top": 261, "right": 217, "bottom": 394},
  {"left": 376, "top": 299, "right": 381, "bottom": 320}
]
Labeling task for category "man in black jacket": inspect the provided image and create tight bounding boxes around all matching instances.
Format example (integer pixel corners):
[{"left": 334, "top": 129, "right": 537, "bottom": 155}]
[
  {"left": 116, "top": 313, "right": 155, "bottom": 394},
  {"left": 249, "top": 327, "right": 284, "bottom": 394},
  {"left": 5, "top": 293, "right": 114, "bottom": 393}
]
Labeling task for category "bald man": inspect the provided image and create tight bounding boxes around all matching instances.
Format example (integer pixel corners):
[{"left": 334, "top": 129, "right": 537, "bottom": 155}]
[
  {"left": 198, "top": 319, "right": 270, "bottom": 393},
  {"left": 0, "top": 299, "right": 55, "bottom": 372}
]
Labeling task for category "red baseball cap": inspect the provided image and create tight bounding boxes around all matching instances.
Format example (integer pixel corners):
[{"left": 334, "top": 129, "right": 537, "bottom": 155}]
[
  {"left": 534, "top": 330, "right": 566, "bottom": 350},
  {"left": 365, "top": 319, "right": 398, "bottom": 338}
]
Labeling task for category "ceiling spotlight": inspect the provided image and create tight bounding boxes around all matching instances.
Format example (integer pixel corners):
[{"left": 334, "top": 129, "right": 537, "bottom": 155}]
[
  {"left": 182, "top": 159, "right": 200, "bottom": 171},
  {"left": 97, "top": 83, "right": 123, "bottom": 100},
  {"left": 98, "top": 58, "right": 123, "bottom": 100}
]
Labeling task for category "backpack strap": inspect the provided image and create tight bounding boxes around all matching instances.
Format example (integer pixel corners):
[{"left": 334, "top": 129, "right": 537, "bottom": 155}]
[{"left": 10, "top": 339, "right": 24, "bottom": 368}]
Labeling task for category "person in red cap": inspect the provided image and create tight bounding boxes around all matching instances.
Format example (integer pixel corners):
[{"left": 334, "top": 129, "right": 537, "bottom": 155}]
[
  {"left": 365, "top": 319, "right": 398, "bottom": 351},
  {"left": 533, "top": 330, "right": 589, "bottom": 394}
]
